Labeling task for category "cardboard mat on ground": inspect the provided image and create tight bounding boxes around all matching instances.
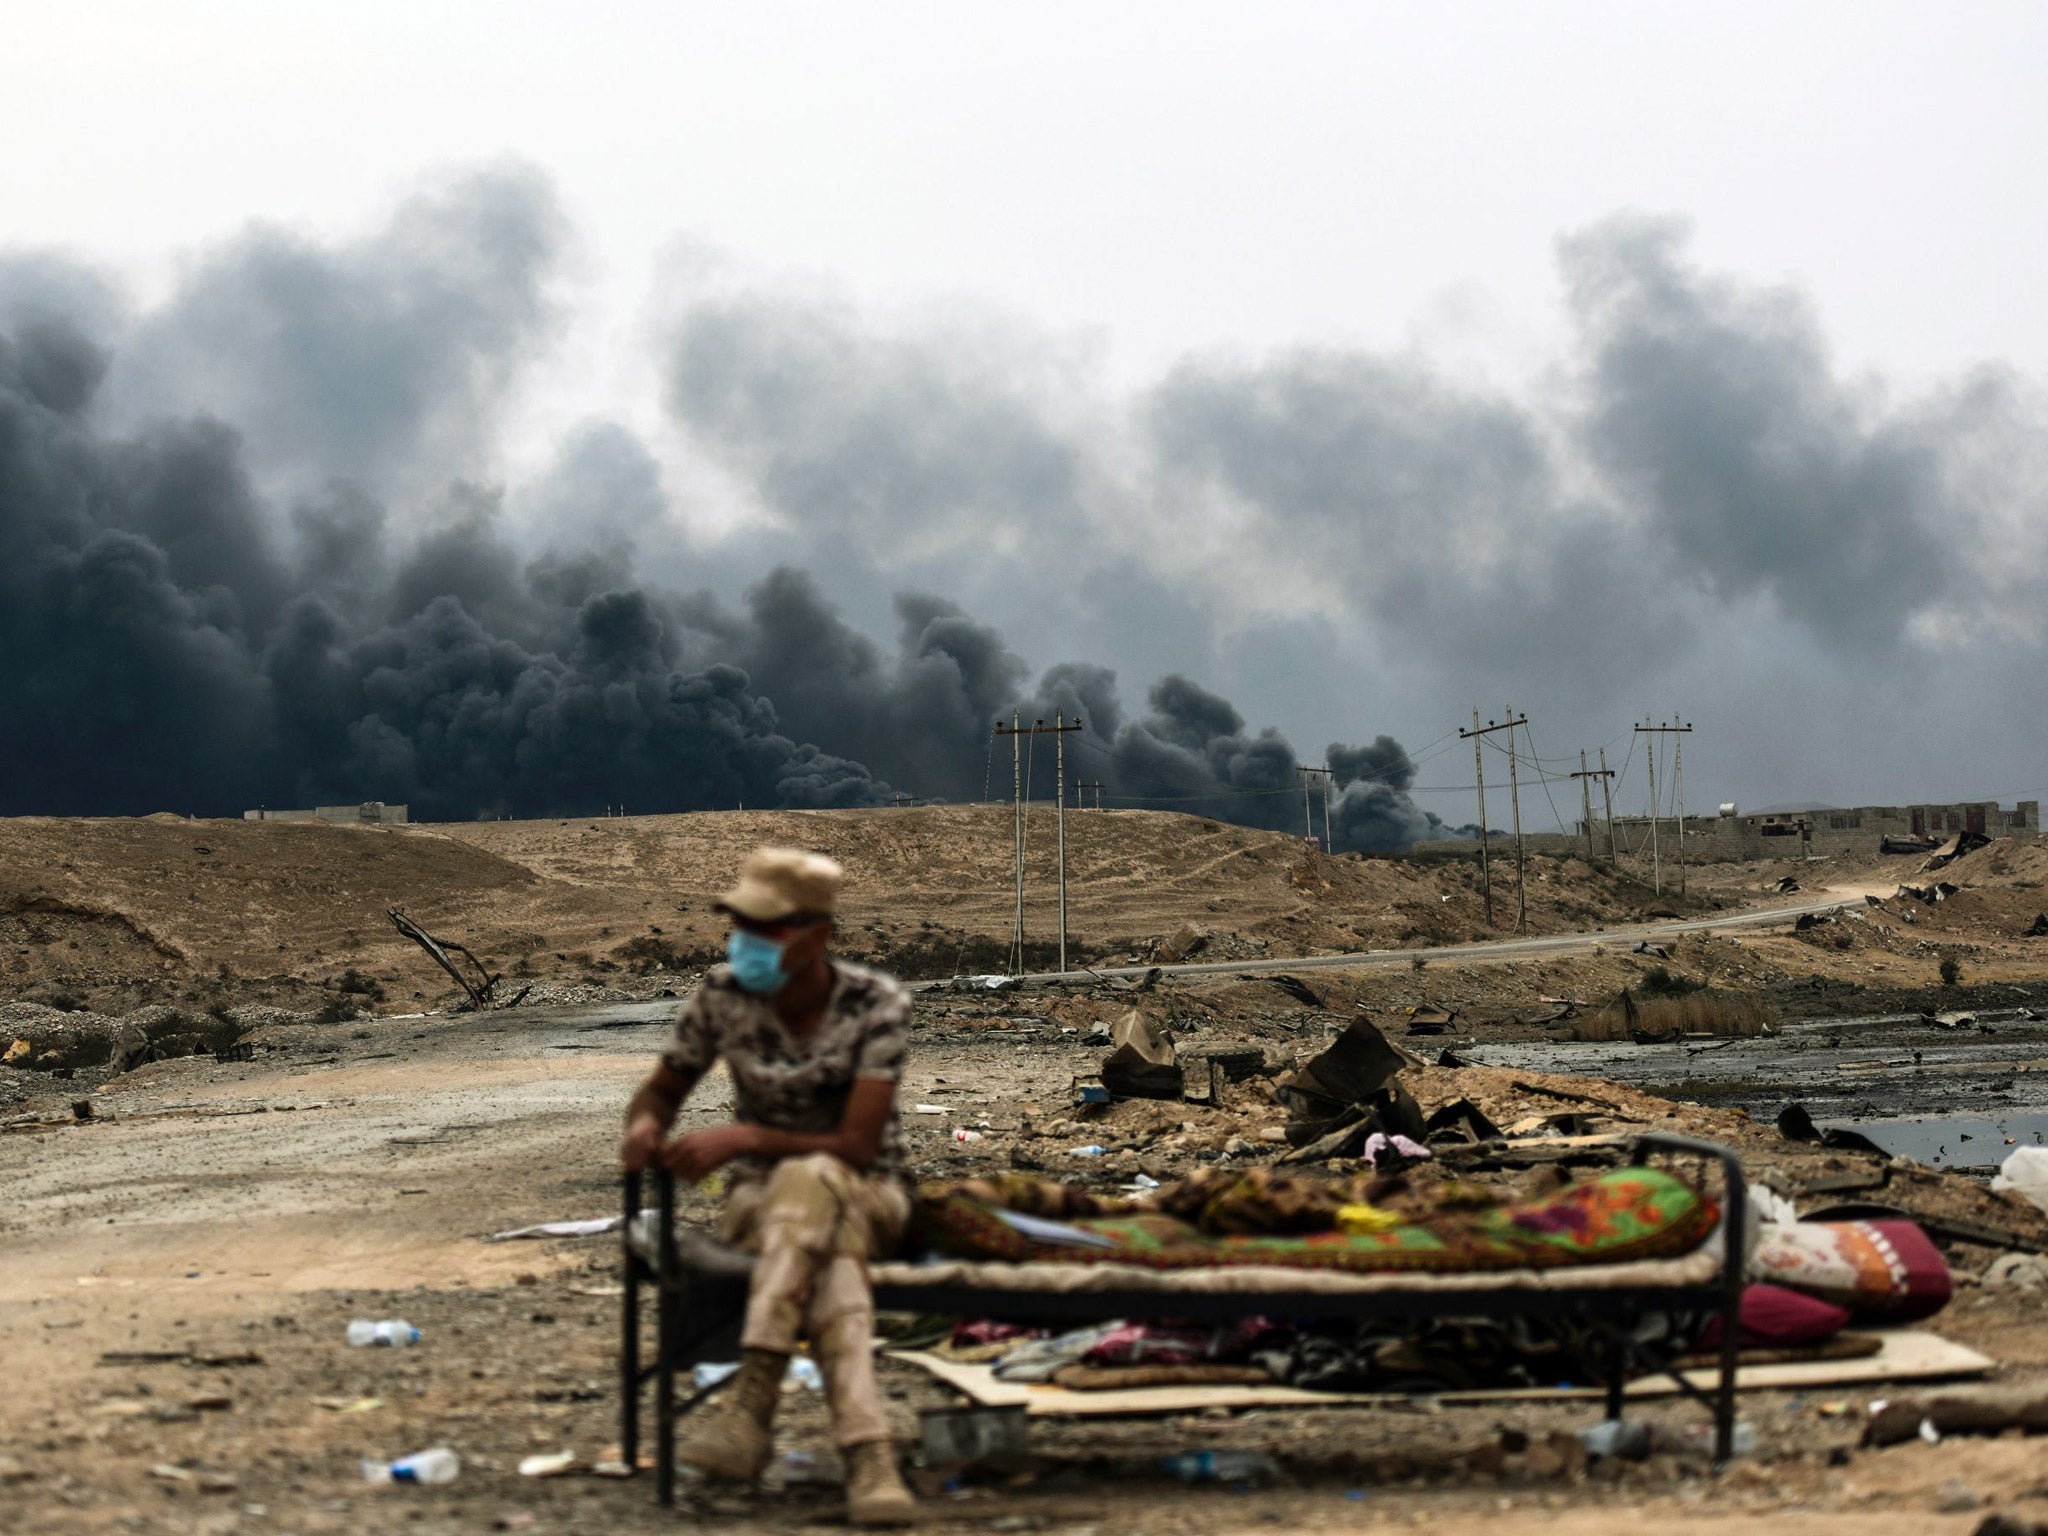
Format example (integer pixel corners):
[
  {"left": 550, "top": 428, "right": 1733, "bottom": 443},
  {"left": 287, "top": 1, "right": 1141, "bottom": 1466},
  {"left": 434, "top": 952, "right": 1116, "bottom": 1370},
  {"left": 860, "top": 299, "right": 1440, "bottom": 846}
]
[{"left": 892, "top": 1330, "right": 1991, "bottom": 1418}]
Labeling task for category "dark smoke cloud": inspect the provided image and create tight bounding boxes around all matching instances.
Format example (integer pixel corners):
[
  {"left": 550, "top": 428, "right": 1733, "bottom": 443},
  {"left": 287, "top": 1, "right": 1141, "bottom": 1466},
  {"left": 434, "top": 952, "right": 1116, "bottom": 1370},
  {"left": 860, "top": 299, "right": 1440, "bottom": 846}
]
[
  {"left": 660, "top": 213, "right": 2048, "bottom": 816},
  {"left": 996, "top": 674, "right": 1430, "bottom": 853},
  {"left": 0, "top": 281, "right": 1425, "bottom": 841},
  {"left": 104, "top": 165, "right": 566, "bottom": 500},
  {"left": 0, "top": 173, "right": 898, "bottom": 823},
  {"left": 11, "top": 174, "right": 2042, "bottom": 838}
]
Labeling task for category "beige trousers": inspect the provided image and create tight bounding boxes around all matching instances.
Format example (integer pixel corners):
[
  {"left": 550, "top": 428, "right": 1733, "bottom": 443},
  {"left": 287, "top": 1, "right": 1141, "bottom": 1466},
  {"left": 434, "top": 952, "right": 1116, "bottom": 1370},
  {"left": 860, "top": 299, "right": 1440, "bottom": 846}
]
[{"left": 716, "top": 1153, "right": 911, "bottom": 1447}]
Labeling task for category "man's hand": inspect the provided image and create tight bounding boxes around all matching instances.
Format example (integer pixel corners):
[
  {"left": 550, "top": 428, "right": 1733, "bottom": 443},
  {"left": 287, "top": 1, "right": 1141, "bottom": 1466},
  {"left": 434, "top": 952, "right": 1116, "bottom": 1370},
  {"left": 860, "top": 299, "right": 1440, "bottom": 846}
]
[
  {"left": 619, "top": 1111, "right": 669, "bottom": 1173},
  {"left": 662, "top": 1123, "right": 765, "bottom": 1183}
]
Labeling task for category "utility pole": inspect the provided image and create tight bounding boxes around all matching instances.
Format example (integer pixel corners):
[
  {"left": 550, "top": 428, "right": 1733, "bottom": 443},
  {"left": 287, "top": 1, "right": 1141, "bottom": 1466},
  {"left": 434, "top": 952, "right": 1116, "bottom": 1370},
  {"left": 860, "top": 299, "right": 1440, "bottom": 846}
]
[
  {"left": 1576, "top": 750, "right": 1594, "bottom": 860},
  {"left": 1459, "top": 711, "right": 1527, "bottom": 930},
  {"left": 1077, "top": 780, "right": 1105, "bottom": 810},
  {"left": 994, "top": 715, "right": 1085, "bottom": 975},
  {"left": 1468, "top": 711, "right": 1491, "bottom": 925},
  {"left": 1599, "top": 746, "right": 1618, "bottom": 862},
  {"left": 1634, "top": 720, "right": 1694, "bottom": 896},
  {"left": 1571, "top": 752, "right": 1618, "bottom": 864},
  {"left": 999, "top": 713, "right": 1023, "bottom": 971},
  {"left": 1675, "top": 723, "right": 1687, "bottom": 896},
  {"left": 1296, "top": 765, "right": 1333, "bottom": 850},
  {"left": 1505, "top": 712, "right": 1527, "bottom": 936}
]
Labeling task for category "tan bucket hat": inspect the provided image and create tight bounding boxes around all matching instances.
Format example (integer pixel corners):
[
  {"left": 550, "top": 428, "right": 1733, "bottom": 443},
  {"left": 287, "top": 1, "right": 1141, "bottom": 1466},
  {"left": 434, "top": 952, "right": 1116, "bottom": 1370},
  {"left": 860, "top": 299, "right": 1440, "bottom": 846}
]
[{"left": 715, "top": 847, "right": 842, "bottom": 924}]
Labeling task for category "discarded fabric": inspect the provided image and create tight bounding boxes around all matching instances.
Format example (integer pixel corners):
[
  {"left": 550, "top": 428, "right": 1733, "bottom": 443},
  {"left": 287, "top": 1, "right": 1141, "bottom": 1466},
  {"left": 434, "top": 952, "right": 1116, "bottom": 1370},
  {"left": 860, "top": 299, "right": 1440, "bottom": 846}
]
[
  {"left": 1335, "top": 1203, "right": 1403, "bottom": 1235},
  {"left": 487, "top": 1216, "right": 620, "bottom": 1242},
  {"left": 1992, "top": 1147, "right": 2048, "bottom": 1217}
]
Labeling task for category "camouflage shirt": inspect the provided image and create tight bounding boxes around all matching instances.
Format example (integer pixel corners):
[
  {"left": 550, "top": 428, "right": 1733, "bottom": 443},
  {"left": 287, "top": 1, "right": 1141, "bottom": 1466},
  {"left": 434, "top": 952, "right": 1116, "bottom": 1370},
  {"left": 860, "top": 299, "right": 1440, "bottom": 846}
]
[{"left": 661, "top": 958, "right": 912, "bottom": 1187}]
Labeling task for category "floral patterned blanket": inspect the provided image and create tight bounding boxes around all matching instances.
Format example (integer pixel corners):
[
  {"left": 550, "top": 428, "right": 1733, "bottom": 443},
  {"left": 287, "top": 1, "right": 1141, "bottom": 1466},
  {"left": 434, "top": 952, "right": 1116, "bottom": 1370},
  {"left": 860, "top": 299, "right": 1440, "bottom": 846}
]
[{"left": 912, "top": 1166, "right": 1717, "bottom": 1274}]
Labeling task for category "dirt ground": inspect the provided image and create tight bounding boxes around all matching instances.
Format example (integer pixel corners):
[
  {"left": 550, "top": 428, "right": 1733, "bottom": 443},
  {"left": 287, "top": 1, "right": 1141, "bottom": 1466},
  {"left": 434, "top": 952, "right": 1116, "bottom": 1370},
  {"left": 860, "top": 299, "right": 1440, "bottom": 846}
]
[
  {"left": 8, "top": 811, "right": 2048, "bottom": 1534},
  {"left": 0, "top": 806, "right": 1739, "bottom": 1016}
]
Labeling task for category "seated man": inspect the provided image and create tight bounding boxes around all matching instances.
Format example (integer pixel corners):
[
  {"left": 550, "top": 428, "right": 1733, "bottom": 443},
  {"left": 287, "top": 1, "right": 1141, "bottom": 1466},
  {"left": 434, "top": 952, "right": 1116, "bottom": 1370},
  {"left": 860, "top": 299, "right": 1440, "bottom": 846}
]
[{"left": 620, "top": 847, "right": 916, "bottom": 1527}]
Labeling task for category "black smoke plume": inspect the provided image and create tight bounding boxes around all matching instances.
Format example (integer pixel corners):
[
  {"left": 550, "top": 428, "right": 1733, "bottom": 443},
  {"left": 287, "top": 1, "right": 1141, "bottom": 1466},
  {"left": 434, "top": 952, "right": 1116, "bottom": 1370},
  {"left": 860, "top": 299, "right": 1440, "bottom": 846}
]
[{"left": 0, "top": 171, "right": 1426, "bottom": 844}]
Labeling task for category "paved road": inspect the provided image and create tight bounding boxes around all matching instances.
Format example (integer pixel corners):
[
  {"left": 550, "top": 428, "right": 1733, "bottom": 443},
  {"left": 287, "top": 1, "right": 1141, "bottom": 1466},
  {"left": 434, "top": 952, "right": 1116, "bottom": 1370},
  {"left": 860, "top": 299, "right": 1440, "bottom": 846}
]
[{"left": 943, "top": 894, "right": 1850, "bottom": 989}]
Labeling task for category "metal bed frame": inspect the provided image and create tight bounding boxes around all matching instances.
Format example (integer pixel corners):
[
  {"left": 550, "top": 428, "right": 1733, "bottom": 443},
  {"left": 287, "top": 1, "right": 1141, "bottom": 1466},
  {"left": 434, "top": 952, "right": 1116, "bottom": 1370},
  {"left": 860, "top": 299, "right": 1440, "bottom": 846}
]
[{"left": 620, "top": 1131, "right": 1746, "bottom": 1504}]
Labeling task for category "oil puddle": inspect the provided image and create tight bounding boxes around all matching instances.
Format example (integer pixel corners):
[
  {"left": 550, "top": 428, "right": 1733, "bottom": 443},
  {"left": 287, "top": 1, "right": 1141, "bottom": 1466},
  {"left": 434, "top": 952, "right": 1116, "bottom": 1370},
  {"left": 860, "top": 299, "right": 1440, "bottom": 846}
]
[{"left": 1809, "top": 1111, "right": 2048, "bottom": 1171}]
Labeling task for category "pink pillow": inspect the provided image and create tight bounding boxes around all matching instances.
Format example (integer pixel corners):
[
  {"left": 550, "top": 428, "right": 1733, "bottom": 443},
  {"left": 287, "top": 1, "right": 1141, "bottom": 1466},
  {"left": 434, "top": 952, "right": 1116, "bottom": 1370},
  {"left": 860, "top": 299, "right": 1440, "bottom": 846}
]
[
  {"left": 1694, "top": 1283, "right": 1850, "bottom": 1349},
  {"left": 1749, "top": 1220, "right": 1953, "bottom": 1321}
]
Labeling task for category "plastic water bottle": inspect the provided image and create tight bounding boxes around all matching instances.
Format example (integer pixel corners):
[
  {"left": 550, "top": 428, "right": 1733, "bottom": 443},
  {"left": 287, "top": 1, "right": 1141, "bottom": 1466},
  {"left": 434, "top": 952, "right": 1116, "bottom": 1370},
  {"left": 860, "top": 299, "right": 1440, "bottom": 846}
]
[
  {"left": 347, "top": 1319, "right": 420, "bottom": 1348},
  {"left": 1161, "top": 1450, "right": 1279, "bottom": 1483},
  {"left": 361, "top": 1447, "right": 460, "bottom": 1484},
  {"left": 1067, "top": 1145, "right": 1107, "bottom": 1157}
]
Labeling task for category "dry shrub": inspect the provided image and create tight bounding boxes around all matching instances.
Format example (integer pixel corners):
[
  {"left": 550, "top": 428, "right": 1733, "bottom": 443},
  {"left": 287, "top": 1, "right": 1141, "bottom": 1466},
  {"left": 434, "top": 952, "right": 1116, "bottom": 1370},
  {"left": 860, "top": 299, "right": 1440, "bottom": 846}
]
[{"left": 1565, "top": 991, "right": 1776, "bottom": 1041}]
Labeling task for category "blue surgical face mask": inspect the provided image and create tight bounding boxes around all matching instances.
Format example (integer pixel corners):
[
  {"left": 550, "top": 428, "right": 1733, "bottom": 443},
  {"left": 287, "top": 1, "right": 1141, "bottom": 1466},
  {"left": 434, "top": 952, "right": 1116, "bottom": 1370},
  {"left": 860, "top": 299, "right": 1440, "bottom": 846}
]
[{"left": 726, "top": 928, "right": 790, "bottom": 994}]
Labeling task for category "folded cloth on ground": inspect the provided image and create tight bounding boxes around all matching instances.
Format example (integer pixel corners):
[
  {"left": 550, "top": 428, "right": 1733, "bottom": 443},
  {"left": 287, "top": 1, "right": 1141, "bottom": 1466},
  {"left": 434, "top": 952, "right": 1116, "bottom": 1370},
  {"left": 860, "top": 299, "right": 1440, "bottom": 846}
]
[
  {"left": 1081, "top": 1318, "right": 1283, "bottom": 1367},
  {"left": 1750, "top": 1220, "right": 1952, "bottom": 1321},
  {"left": 1051, "top": 1363, "right": 1273, "bottom": 1391},
  {"left": 991, "top": 1324, "right": 1128, "bottom": 1382},
  {"left": 914, "top": 1166, "right": 1717, "bottom": 1275}
]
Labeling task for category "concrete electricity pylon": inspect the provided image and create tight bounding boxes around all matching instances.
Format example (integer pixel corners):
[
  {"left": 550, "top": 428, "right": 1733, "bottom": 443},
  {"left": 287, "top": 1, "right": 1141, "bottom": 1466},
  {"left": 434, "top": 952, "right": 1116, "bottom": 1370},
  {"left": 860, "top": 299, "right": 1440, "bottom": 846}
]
[
  {"left": 1460, "top": 710, "right": 1529, "bottom": 932},
  {"left": 994, "top": 714, "right": 1086, "bottom": 974},
  {"left": 1571, "top": 752, "right": 1618, "bottom": 865},
  {"left": 1297, "top": 765, "right": 1333, "bottom": 850},
  {"left": 1634, "top": 719, "right": 1694, "bottom": 896}
]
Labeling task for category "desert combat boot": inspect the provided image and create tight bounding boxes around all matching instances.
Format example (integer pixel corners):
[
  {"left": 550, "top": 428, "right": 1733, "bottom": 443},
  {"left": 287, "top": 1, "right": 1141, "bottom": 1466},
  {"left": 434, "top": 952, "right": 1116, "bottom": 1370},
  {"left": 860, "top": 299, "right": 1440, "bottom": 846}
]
[
  {"left": 676, "top": 1347, "right": 785, "bottom": 1480},
  {"left": 843, "top": 1439, "right": 918, "bottom": 1526}
]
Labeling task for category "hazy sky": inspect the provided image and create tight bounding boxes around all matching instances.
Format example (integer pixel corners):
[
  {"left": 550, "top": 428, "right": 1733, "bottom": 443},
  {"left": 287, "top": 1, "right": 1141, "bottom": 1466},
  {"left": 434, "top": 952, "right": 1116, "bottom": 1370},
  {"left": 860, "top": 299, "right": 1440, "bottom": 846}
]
[
  {"left": 11, "top": 4, "right": 2045, "bottom": 385},
  {"left": 4, "top": 2, "right": 2046, "bottom": 824}
]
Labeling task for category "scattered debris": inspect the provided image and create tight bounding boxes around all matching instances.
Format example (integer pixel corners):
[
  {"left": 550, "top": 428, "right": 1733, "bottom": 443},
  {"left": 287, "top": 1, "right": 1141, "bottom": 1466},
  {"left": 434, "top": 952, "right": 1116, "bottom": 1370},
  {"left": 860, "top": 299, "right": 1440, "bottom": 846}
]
[
  {"left": 361, "top": 1447, "right": 461, "bottom": 1485},
  {"left": 313, "top": 1396, "right": 384, "bottom": 1413},
  {"left": 387, "top": 908, "right": 506, "bottom": 1012},
  {"left": 1922, "top": 831, "right": 1993, "bottom": 873},
  {"left": 1980, "top": 1254, "right": 2048, "bottom": 1292},
  {"left": 485, "top": 1217, "right": 620, "bottom": 1242},
  {"left": 1992, "top": 1148, "right": 2048, "bottom": 1218},
  {"left": 1776, "top": 1103, "right": 1885, "bottom": 1155},
  {"left": 920, "top": 1404, "right": 1030, "bottom": 1468},
  {"left": 1099, "top": 1012, "right": 1183, "bottom": 1102},
  {"left": 1864, "top": 1384, "right": 2048, "bottom": 1447},
  {"left": 1261, "top": 974, "right": 1324, "bottom": 1009},
  {"left": 1274, "top": 1018, "right": 1425, "bottom": 1164},
  {"left": 1897, "top": 883, "right": 1961, "bottom": 906},
  {"left": 517, "top": 1450, "right": 581, "bottom": 1478},
  {"left": 1404, "top": 1002, "right": 1457, "bottom": 1035}
]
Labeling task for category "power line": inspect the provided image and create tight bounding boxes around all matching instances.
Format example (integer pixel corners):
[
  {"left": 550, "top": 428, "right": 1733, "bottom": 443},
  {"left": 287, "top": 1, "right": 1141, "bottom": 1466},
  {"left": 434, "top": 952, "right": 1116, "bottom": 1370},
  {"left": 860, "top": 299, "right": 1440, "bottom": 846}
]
[
  {"left": 1517, "top": 717, "right": 1574, "bottom": 837},
  {"left": 1572, "top": 749, "right": 1619, "bottom": 865},
  {"left": 1460, "top": 709, "right": 1529, "bottom": 933},
  {"left": 1635, "top": 719, "right": 1694, "bottom": 896},
  {"left": 995, "top": 714, "right": 1085, "bottom": 975}
]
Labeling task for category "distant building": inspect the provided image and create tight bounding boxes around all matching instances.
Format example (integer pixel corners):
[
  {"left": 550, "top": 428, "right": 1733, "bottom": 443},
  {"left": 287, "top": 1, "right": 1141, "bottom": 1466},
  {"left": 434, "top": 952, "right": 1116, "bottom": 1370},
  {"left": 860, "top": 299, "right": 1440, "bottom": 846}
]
[
  {"left": 1593, "top": 798, "right": 2037, "bottom": 860},
  {"left": 243, "top": 801, "right": 409, "bottom": 825}
]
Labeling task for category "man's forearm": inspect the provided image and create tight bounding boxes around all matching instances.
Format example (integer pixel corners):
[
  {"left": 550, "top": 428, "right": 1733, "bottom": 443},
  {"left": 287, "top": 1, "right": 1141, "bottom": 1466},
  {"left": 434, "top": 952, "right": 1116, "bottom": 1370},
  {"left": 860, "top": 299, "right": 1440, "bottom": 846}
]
[
  {"left": 625, "top": 1074, "right": 688, "bottom": 1130},
  {"left": 745, "top": 1126, "right": 874, "bottom": 1170}
]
